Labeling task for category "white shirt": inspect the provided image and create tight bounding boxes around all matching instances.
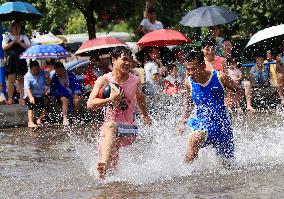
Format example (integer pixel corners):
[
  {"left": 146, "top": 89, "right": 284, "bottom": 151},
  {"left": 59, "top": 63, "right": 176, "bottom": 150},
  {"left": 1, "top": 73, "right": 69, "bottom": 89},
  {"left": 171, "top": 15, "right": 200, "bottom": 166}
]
[
  {"left": 144, "top": 61, "right": 159, "bottom": 82},
  {"left": 2, "top": 33, "right": 31, "bottom": 47},
  {"left": 140, "top": 19, "right": 163, "bottom": 32},
  {"left": 164, "top": 75, "right": 183, "bottom": 85}
]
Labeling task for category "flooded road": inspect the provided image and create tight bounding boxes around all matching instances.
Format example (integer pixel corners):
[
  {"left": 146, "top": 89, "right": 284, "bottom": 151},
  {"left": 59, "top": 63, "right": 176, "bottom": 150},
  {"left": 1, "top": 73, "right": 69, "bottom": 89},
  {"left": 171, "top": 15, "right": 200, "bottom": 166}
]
[{"left": 1, "top": 104, "right": 284, "bottom": 198}]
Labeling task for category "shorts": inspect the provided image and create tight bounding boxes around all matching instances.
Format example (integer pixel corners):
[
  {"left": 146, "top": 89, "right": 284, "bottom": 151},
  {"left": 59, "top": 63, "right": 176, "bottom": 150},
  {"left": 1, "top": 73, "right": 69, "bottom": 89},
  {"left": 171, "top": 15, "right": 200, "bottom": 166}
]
[
  {"left": 6, "top": 56, "right": 28, "bottom": 76},
  {"left": 188, "top": 118, "right": 234, "bottom": 159},
  {"left": 98, "top": 123, "right": 138, "bottom": 168},
  {"left": 25, "top": 96, "right": 49, "bottom": 111}
]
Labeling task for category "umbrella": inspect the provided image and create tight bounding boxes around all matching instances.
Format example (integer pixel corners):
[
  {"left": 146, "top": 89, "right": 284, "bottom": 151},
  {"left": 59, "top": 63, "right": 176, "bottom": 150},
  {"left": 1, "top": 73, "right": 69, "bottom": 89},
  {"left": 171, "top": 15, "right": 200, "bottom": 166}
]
[
  {"left": 245, "top": 24, "right": 284, "bottom": 59},
  {"left": 180, "top": 6, "right": 238, "bottom": 27},
  {"left": 0, "top": 1, "right": 42, "bottom": 21},
  {"left": 31, "top": 32, "right": 63, "bottom": 45},
  {"left": 137, "top": 29, "right": 191, "bottom": 47},
  {"left": 75, "top": 37, "right": 128, "bottom": 56},
  {"left": 20, "top": 44, "right": 70, "bottom": 59}
]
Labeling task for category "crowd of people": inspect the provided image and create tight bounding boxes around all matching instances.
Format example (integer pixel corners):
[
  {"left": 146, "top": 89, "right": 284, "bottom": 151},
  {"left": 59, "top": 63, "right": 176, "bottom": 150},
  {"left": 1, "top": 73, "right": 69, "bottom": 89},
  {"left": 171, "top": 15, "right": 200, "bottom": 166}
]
[
  {"left": 1, "top": 7, "right": 284, "bottom": 127},
  {"left": 1, "top": 6, "right": 284, "bottom": 179}
]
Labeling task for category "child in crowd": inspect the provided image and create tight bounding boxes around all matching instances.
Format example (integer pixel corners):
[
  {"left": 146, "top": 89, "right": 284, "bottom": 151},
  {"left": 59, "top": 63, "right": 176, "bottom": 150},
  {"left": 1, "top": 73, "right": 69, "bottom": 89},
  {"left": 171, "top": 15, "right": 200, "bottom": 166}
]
[
  {"left": 226, "top": 57, "right": 243, "bottom": 112},
  {"left": 50, "top": 62, "right": 82, "bottom": 125},
  {"left": 24, "top": 61, "right": 48, "bottom": 127},
  {"left": 163, "top": 62, "right": 184, "bottom": 96}
]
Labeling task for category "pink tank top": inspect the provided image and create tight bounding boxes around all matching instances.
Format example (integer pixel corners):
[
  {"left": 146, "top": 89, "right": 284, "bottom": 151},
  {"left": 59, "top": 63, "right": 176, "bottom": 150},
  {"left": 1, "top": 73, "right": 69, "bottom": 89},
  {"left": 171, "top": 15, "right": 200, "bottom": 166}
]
[
  {"left": 104, "top": 72, "right": 138, "bottom": 125},
  {"left": 214, "top": 56, "right": 225, "bottom": 71}
]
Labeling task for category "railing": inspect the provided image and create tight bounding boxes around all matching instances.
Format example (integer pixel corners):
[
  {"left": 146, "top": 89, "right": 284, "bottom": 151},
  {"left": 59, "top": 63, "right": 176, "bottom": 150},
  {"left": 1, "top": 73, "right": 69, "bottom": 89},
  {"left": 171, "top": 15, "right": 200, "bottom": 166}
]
[{"left": 241, "top": 61, "right": 275, "bottom": 68}]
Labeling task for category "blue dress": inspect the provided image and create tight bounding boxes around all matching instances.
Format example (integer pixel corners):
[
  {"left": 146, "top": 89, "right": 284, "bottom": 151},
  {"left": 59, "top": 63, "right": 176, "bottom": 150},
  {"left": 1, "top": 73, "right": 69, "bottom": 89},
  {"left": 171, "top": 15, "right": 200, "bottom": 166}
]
[{"left": 187, "top": 70, "right": 234, "bottom": 159}]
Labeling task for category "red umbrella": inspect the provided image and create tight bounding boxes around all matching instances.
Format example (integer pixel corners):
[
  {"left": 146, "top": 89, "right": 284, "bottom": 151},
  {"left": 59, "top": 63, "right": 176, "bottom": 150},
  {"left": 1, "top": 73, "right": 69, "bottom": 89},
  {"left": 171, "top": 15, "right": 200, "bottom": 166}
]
[
  {"left": 75, "top": 37, "right": 128, "bottom": 56},
  {"left": 137, "top": 29, "right": 191, "bottom": 47}
]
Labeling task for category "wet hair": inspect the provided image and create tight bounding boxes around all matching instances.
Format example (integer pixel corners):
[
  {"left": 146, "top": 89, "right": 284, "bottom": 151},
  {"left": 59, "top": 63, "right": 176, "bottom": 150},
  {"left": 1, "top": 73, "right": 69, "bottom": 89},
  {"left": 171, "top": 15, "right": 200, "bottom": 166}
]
[
  {"left": 146, "top": 7, "right": 156, "bottom": 14},
  {"left": 54, "top": 62, "right": 65, "bottom": 69},
  {"left": 227, "top": 57, "right": 237, "bottom": 66},
  {"left": 29, "top": 60, "right": 40, "bottom": 69},
  {"left": 110, "top": 46, "right": 132, "bottom": 59},
  {"left": 185, "top": 50, "right": 205, "bottom": 65},
  {"left": 201, "top": 37, "right": 217, "bottom": 49},
  {"left": 168, "top": 61, "right": 178, "bottom": 72}
]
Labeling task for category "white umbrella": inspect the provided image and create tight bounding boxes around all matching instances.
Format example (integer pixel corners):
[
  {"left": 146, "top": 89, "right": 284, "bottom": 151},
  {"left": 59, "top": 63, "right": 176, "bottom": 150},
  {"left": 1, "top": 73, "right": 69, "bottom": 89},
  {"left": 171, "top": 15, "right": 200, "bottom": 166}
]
[
  {"left": 31, "top": 32, "right": 63, "bottom": 45},
  {"left": 245, "top": 24, "right": 284, "bottom": 48}
]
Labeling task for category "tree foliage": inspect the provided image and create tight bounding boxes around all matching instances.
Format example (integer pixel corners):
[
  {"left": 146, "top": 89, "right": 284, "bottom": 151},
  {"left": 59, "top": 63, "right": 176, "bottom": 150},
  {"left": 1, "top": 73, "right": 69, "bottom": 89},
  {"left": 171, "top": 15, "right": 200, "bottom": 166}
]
[
  {"left": 200, "top": 0, "right": 284, "bottom": 37},
  {"left": 1, "top": 0, "right": 284, "bottom": 40}
]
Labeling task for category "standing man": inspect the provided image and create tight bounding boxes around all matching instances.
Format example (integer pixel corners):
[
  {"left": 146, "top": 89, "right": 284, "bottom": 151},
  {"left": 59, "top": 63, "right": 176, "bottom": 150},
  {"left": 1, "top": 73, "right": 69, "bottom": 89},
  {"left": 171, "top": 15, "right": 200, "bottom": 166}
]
[
  {"left": 137, "top": 7, "right": 163, "bottom": 36},
  {"left": 87, "top": 47, "right": 152, "bottom": 179},
  {"left": 179, "top": 50, "right": 242, "bottom": 164}
]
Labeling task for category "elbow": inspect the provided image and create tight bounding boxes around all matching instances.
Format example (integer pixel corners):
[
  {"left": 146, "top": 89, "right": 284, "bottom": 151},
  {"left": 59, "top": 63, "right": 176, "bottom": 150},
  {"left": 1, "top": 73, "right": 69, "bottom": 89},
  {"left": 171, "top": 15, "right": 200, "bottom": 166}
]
[{"left": 86, "top": 101, "right": 94, "bottom": 111}]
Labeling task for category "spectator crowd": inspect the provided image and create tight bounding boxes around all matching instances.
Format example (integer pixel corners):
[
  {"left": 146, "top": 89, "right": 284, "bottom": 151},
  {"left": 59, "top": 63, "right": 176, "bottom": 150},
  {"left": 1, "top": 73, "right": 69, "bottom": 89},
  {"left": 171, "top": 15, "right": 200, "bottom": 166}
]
[{"left": 1, "top": 7, "right": 284, "bottom": 128}]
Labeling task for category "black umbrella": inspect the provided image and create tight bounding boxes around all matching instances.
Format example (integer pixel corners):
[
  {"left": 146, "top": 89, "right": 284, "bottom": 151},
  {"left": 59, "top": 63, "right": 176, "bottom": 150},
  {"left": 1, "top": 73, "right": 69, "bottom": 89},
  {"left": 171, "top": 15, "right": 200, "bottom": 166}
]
[
  {"left": 0, "top": 1, "right": 42, "bottom": 21},
  {"left": 180, "top": 6, "right": 238, "bottom": 27}
]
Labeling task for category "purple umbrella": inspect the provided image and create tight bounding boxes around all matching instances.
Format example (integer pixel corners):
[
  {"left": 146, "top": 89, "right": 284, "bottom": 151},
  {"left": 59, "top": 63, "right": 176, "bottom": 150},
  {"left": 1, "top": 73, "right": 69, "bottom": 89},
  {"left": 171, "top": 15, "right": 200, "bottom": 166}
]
[{"left": 20, "top": 44, "right": 70, "bottom": 59}]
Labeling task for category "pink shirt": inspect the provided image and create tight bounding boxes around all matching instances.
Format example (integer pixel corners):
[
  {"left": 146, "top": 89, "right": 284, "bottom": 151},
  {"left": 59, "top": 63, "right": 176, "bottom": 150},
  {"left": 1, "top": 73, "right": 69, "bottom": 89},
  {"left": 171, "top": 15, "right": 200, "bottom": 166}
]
[{"left": 104, "top": 72, "right": 138, "bottom": 125}]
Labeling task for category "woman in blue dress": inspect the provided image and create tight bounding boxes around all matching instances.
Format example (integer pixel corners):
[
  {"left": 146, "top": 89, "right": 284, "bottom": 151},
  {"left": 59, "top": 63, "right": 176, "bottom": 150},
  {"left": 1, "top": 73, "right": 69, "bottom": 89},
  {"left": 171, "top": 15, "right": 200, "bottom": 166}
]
[{"left": 179, "top": 50, "right": 242, "bottom": 163}]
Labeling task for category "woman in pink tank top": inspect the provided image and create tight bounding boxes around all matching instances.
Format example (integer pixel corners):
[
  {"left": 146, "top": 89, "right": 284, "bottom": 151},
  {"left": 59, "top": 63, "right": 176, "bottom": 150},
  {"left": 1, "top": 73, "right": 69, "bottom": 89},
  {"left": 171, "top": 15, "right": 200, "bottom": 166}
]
[
  {"left": 202, "top": 37, "right": 225, "bottom": 71},
  {"left": 87, "top": 47, "right": 152, "bottom": 179}
]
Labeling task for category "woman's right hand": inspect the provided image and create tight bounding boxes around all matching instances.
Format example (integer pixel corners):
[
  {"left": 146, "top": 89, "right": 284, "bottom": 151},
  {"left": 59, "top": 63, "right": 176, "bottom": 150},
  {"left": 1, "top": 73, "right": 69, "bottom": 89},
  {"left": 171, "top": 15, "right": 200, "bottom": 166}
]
[{"left": 109, "top": 84, "right": 124, "bottom": 108}]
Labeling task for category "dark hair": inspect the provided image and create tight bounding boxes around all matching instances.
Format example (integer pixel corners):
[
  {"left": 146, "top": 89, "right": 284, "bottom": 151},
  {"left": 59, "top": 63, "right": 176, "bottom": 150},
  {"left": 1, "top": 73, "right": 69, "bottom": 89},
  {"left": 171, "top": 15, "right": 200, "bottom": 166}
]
[
  {"left": 227, "top": 57, "right": 237, "bottom": 66},
  {"left": 54, "top": 62, "right": 65, "bottom": 69},
  {"left": 222, "top": 38, "right": 233, "bottom": 44},
  {"left": 146, "top": 7, "right": 156, "bottom": 14},
  {"left": 185, "top": 50, "right": 205, "bottom": 65},
  {"left": 146, "top": 46, "right": 159, "bottom": 62},
  {"left": 110, "top": 46, "right": 132, "bottom": 59},
  {"left": 168, "top": 61, "right": 178, "bottom": 71},
  {"left": 201, "top": 37, "right": 217, "bottom": 49},
  {"left": 29, "top": 60, "right": 40, "bottom": 69}
]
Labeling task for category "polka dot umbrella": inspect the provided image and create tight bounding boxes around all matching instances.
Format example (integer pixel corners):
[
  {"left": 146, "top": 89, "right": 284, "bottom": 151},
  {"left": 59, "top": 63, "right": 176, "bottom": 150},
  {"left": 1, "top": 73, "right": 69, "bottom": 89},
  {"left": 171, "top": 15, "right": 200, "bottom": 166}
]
[{"left": 20, "top": 44, "right": 70, "bottom": 59}]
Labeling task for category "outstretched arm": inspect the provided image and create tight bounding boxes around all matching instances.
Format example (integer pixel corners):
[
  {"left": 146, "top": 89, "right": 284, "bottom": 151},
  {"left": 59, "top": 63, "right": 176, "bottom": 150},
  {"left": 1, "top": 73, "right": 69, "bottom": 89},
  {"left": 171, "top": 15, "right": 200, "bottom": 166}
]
[{"left": 136, "top": 78, "right": 151, "bottom": 125}]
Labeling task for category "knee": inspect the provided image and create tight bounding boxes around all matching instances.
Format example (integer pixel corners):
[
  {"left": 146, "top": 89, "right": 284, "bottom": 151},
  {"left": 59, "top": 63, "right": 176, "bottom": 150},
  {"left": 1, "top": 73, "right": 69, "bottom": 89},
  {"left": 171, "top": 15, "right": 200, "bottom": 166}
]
[
  {"left": 103, "top": 121, "right": 117, "bottom": 136},
  {"left": 73, "top": 95, "right": 81, "bottom": 106},
  {"left": 243, "top": 81, "right": 251, "bottom": 88},
  {"left": 60, "top": 96, "right": 69, "bottom": 105}
]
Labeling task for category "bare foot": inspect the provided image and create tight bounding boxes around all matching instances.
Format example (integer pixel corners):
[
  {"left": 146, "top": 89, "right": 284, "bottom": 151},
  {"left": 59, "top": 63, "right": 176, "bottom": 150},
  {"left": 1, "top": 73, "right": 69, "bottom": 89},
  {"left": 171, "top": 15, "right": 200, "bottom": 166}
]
[
  {"left": 97, "top": 162, "right": 107, "bottom": 179},
  {"left": 28, "top": 122, "right": 38, "bottom": 128},
  {"left": 63, "top": 119, "right": 69, "bottom": 126},
  {"left": 237, "top": 107, "right": 243, "bottom": 114},
  {"left": 19, "top": 98, "right": 25, "bottom": 106},
  {"left": 6, "top": 99, "right": 13, "bottom": 105},
  {"left": 281, "top": 99, "right": 284, "bottom": 105},
  {"left": 36, "top": 119, "right": 43, "bottom": 126},
  {"left": 246, "top": 106, "right": 256, "bottom": 112}
]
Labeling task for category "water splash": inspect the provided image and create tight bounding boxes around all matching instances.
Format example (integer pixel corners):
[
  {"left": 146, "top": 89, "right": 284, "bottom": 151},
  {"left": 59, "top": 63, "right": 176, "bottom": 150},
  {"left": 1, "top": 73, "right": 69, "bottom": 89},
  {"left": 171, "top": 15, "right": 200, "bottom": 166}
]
[{"left": 69, "top": 95, "right": 284, "bottom": 184}]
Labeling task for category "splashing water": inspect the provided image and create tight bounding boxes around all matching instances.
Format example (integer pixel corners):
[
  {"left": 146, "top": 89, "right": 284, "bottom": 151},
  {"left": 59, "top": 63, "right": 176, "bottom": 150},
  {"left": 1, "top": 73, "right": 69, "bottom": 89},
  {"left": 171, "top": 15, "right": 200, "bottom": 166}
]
[{"left": 68, "top": 95, "right": 284, "bottom": 184}]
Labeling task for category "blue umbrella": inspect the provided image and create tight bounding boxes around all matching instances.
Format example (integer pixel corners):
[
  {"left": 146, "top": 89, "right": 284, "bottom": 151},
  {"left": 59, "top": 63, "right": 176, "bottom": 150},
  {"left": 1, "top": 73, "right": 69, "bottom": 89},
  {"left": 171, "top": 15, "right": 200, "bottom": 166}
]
[
  {"left": 0, "top": 1, "right": 42, "bottom": 21},
  {"left": 20, "top": 44, "right": 70, "bottom": 59},
  {"left": 180, "top": 6, "right": 238, "bottom": 27}
]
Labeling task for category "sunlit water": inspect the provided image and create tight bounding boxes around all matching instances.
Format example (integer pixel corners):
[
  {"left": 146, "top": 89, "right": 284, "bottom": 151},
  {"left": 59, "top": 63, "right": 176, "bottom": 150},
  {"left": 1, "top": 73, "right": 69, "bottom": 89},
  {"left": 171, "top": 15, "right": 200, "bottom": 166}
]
[{"left": 1, "top": 95, "right": 284, "bottom": 198}]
